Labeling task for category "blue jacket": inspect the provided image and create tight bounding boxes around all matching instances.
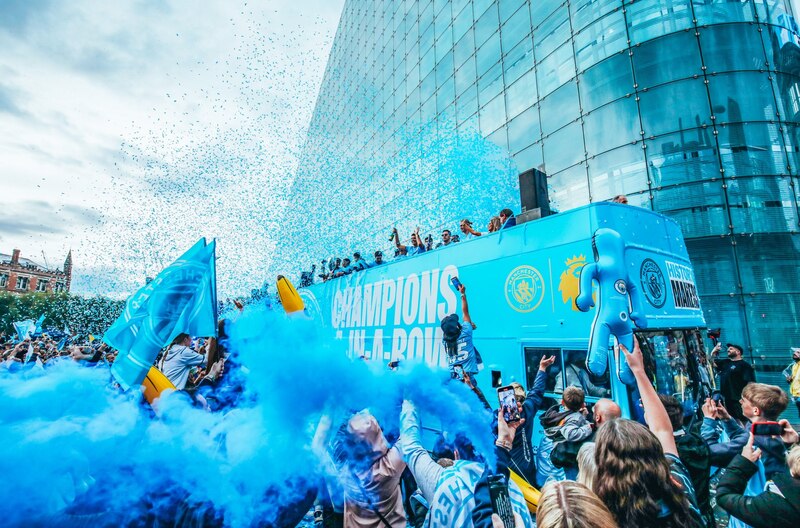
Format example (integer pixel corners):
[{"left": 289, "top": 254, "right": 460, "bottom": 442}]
[
  {"left": 701, "top": 418, "right": 789, "bottom": 479},
  {"left": 509, "top": 370, "right": 547, "bottom": 484}
]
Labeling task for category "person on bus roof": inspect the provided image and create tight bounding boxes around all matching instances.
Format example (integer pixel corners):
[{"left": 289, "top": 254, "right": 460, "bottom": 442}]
[
  {"left": 499, "top": 208, "right": 516, "bottom": 229},
  {"left": 441, "top": 283, "right": 478, "bottom": 380}
]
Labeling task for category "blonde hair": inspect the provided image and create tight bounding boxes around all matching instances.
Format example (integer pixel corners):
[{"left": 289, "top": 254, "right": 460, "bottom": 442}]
[
  {"left": 537, "top": 481, "right": 618, "bottom": 528},
  {"left": 787, "top": 444, "right": 800, "bottom": 478},
  {"left": 741, "top": 383, "right": 788, "bottom": 420},
  {"left": 488, "top": 216, "right": 501, "bottom": 232},
  {"left": 577, "top": 442, "right": 597, "bottom": 490}
]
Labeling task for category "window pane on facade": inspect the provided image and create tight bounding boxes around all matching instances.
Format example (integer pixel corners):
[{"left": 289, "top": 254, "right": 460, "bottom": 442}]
[
  {"left": 578, "top": 53, "right": 634, "bottom": 111},
  {"left": 573, "top": 10, "right": 627, "bottom": 72},
  {"left": 633, "top": 31, "right": 702, "bottom": 89},
  {"left": 639, "top": 78, "right": 711, "bottom": 137},
  {"left": 539, "top": 79, "right": 579, "bottom": 136},
  {"left": 588, "top": 144, "right": 648, "bottom": 201},
  {"left": 583, "top": 97, "right": 640, "bottom": 156}
]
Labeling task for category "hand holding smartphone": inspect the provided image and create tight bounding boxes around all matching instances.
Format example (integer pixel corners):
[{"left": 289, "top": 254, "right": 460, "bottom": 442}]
[
  {"left": 451, "top": 277, "right": 463, "bottom": 290},
  {"left": 751, "top": 421, "right": 783, "bottom": 436},
  {"left": 497, "top": 385, "right": 521, "bottom": 423}
]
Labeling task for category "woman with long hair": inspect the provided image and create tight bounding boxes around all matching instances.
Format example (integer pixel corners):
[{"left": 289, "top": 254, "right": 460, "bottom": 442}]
[
  {"left": 592, "top": 338, "right": 703, "bottom": 528},
  {"left": 536, "top": 480, "right": 617, "bottom": 528}
]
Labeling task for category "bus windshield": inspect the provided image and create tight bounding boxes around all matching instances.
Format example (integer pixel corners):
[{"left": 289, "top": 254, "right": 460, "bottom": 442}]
[{"left": 635, "top": 329, "right": 713, "bottom": 415}]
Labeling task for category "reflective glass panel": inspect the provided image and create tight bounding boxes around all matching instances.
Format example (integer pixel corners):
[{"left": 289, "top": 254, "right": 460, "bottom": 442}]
[
  {"left": 480, "top": 92, "right": 507, "bottom": 133},
  {"left": 763, "top": 28, "right": 800, "bottom": 77},
  {"left": 588, "top": 144, "right": 649, "bottom": 201},
  {"left": 548, "top": 162, "right": 590, "bottom": 211},
  {"left": 647, "top": 128, "right": 721, "bottom": 186},
  {"left": 717, "top": 122, "right": 786, "bottom": 177},
  {"left": 571, "top": 0, "right": 621, "bottom": 33},
  {"left": 626, "top": 0, "right": 693, "bottom": 45},
  {"left": 539, "top": 80, "right": 580, "bottom": 135},
  {"left": 537, "top": 42, "right": 576, "bottom": 97},
  {"left": 709, "top": 72, "right": 778, "bottom": 123},
  {"left": 499, "top": 0, "right": 527, "bottom": 22},
  {"left": 744, "top": 293, "right": 800, "bottom": 366},
  {"left": 508, "top": 104, "right": 541, "bottom": 152},
  {"left": 727, "top": 176, "right": 799, "bottom": 233},
  {"left": 574, "top": 10, "right": 627, "bottom": 72},
  {"left": 455, "top": 55, "right": 477, "bottom": 95},
  {"left": 692, "top": 0, "right": 756, "bottom": 24},
  {"left": 478, "top": 61, "right": 504, "bottom": 104},
  {"left": 652, "top": 180, "right": 730, "bottom": 237},
  {"left": 772, "top": 73, "right": 800, "bottom": 125},
  {"left": 754, "top": 0, "right": 795, "bottom": 26},
  {"left": 578, "top": 53, "right": 635, "bottom": 111},
  {"left": 506, "top": 71, "right": 536, "bottom": 117},
  {"left": 501, "top": 4, "right": 532, "bottom": 53},
  {"left": 699, "top": 24, "right": 767, "bottom": 74},
  {"left": 476, "top": 31, "right": 502, "bottom": 77},
  {"left": 736, "top": 233, "right": 800, "bottom": 293},
  {"left": 639, "top": 78, "right": 711, "bottom": 136},
  {"left": 503, "top": 35, "right": 534, "bottom": 86},
  {"left": 584, "top": 97, "right": 640, "bottom": 156},
  {"left": 531, "top": 0, "right": 564, "bottom": 30},
  {"left": 475, "top": 3, "right": 500, "bottom": 47},
  {"left": 536, "top": 7, "right": 571, "bottom": 59},
  {"left": 454, "top": 27, "right": 475, "bottom": 68},
  {"left": 453, "top": 3, "right": 474, "bottom": 41},
  {"left": 506, "top": 69, "right": 537, "bottom": 118},
  {"left": 633, "top": 31, "right": 702, "bottom": 89},
  {"left": 543, "top": 122, "right": 585, "bottom": 173},
  {"left": 514, "top": 141, "right": 544, "bottom": 173},
  {"left": 685, "top": 237, "right": 740, "bottom": 295}
]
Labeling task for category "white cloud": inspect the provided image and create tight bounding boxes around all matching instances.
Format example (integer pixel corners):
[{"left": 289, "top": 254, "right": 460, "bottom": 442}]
[{"left": 0, "top": 0, "right": 344, "bottom": 298}]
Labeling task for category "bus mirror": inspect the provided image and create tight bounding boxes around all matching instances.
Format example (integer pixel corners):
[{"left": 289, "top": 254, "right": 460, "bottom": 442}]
[{"left": 491, "top": 370, "right": 502, "bottom": 388}]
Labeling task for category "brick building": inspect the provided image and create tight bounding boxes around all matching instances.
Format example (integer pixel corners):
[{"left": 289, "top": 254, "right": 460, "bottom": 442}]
[{"left": 0, "top": 249, "right": 72, "bottom": 294}]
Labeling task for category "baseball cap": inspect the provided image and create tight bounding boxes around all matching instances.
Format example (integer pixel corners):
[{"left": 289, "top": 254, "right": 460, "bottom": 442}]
[{"left": 726, "top": 343, "right": 744, "bottom": 354}]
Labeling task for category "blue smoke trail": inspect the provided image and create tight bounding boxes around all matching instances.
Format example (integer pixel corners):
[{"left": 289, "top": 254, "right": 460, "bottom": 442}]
[{"left": 0, "top": 304, "right": 493, "bottom": 526}]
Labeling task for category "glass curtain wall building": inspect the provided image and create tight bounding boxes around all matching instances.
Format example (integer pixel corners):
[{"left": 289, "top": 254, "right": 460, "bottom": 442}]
[{"left": 289, "top": 0, "right": 800, "bottom": 393}]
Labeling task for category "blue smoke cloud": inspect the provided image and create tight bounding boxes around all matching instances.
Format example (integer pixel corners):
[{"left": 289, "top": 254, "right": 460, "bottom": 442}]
[{"left": 1, "top": 304, "right": 493, "bottom": 526}]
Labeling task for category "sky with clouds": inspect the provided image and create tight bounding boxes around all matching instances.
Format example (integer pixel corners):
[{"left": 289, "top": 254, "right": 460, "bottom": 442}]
[{"left": 0, "top": 0, "right": 344, "bottom": 298}]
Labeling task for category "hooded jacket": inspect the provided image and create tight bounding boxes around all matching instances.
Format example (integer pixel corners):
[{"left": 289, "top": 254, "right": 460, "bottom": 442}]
[
  {"left": 339, "top": 412, "right": 407, "bottom": 528},
  {"left": 540, "top": 405, "right": 593, "bottom": 443},
  {"left": 716, "top": 455, "right": 800, "bottom": 527}
]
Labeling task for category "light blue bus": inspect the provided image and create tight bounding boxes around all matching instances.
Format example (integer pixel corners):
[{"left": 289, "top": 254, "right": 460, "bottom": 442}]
[{"left": 299, "top": 202, "right": 711, "bottom": 422}]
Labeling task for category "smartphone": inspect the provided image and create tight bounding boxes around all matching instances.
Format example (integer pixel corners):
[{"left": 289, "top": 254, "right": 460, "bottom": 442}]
[
  {"left": 451, "top": 277, "right": 463, "bottom": 290},
  {"left": 497, "top": 385, "right": 521, "bottom": 423},
  {"left": 453, "top": 364, "right": 465, "bottom": 379},
  {"left": 388, "top": 360, "right": 400, "bottom": 370},
  {"left": 711, "top": 391, "right": 725, "bottom": 407},
  {"left": 488, "top": 475, "right": 516, "bottom": 528},
  {"left": 751, "top": 421, "right": 783, "bottom": 436}
]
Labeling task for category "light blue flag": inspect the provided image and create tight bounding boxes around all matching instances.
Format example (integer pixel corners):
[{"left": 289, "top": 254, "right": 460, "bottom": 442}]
[
  {"left": 34, "top": 314, "right": 45, "bottom": 335},
  {"left": 13, "top": 319, "right": 36, "bottom": 342},
  {"left": 105, "top": 238, "right": 218, "bottom": 390}
]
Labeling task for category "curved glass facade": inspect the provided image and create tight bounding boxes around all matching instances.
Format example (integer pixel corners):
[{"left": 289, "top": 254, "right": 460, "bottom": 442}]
[{"left": 291, "top": 0, "right": 800, "bottom": 404}]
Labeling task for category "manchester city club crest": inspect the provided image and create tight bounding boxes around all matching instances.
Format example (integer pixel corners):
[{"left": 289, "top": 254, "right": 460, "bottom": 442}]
[
  {"left": 505, "top": 265, "right": 545, "bottom": 313},
  {"left": 639, "top": 258, "right": 667, "bottom": 308}
]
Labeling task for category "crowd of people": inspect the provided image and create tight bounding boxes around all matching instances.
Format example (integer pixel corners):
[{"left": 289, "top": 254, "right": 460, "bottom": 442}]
[
  {"left": 0, "top": 332, "right": 119, "bottom": 367},
  {"left": 301, "top": 207, "right": 519, "bottom": 285}
]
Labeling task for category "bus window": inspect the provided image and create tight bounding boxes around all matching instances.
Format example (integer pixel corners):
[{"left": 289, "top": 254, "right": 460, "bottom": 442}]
[
  {"left": 523, "top": 347, "right": 610, "bottom": 398},
  {"left": 554, "top": 349, "right": 611, "bottom": 399},
  {"left": 524, "top": 347, "right": 560, "bottom": 393}
]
